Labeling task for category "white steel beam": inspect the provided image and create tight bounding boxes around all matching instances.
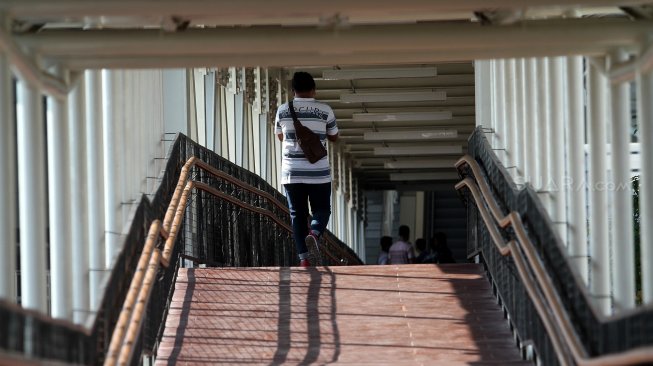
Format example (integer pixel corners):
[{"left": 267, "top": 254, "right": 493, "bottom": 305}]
[
  {"left": 85, "top": 70, "right": 105, "bottom": 310},
  {"left": 352, "top": 111, "right": 452, "bottom": 122},
  {"left": 384, "top": 159, "right": 457, "bottom": 169},
  {"left": 14, "top": 19, "right": 651, "bottom": 69},
  {"left": 0, "top": 53, "right": 17, "bottom": 302},
  {"left": 610, "top": 50, "right": 635, "bottom": 311},
  {"left": 4, "top": 0, "right": 651, "bottom": 19},
  {"left": 46, "top": 67, "right": 72, "bottom": 320},
  {"left": 16, "top": 78, "right": 48, "bottom": 313},
  {"left": 566, "top": 55, "right": 589, "bottom": 284},
  {"left": 638, "top": 65, "right": 653, "bottom": 304},
  {"left": 323, "top": 67, "right": 437, "bottom": 80},
  {"left": 373, "top": 145, "right": 462, "bottom": 156},
  {"left": 588, "top": 59, "right": 612, "bottom": 314},
  {"left": 364, "top": 129, "right": 457, "bottom": 141}
]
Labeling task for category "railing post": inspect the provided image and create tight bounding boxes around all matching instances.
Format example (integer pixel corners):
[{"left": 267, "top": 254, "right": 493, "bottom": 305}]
[
  {"left": 609, "top": 50, "right": 636, "bottom": 311},
  {"left": 0, "top": 51, "right": 17, "bottom": 302},
  {"left": 16, "top": 77, "right": 48, "bottom": 313},
  {"left": 566, "top": 56, "right": 589, "bottom": 284},
  {"left": 46, "top": 66, "right": 73, "bottom": 320},
  {"left": 85, "top": 69, "right": 105, "bottom": 310},
  {"left": 588, "top": 58, "right": 612, "bottom": 314},
  {"left": 637, "top": 62, "right": 653, "bottom": 304}
]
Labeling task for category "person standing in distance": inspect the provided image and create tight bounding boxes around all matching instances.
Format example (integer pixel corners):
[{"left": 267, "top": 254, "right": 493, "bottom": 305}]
[{"left": 276, "top": 71, "right": 339, "bottom": 267}]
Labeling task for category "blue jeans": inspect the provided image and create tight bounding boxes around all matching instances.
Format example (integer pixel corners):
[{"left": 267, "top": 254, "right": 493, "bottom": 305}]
[{"left": 284, "top": 183, "right": 332, "bottom": 258}]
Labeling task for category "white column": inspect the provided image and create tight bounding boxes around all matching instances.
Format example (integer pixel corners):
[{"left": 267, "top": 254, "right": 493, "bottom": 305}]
[
  {"left": 0, "top": 53, "right": 17, "bottom": 301},
  {"left": 637, "top": 65, "right": 653, "bottom": 304},
  {"left": 514, "top": 59, "right": 525, "bottom": 178},
  {"left": 566, "top": 56, "right": 589, "bottom": 283},
  {"left": 588, "top": 59, "right": 612, "bottom": 314},
  {"left": 85, "top": 70, "right": 105, "bottom": 309},
  {"left": 524, "top": 58, "right": 538, "bottom": 184},
  {"left": 68, "top": 79, "right": 90, "bottom": 324},
  {"left": 489, "top": 60, "right": 498, "bottom": 148},
  {"left": 46, "top": 68, "right": 72, "bottom": 320},
  {"left": 102, "top": 70, "right": 122, "bottom": 266},
  {"left": 610, "top": 51, "right": 635, "bottom": 311},
  {"left": 536, "top": 58, "right": 551, "bottom": 210},
  {"left": 494, "top": 60, "right": 506, "bottom": 159},
  {"left": 549, "top": 57, "right": 568, "bottom": 239},
  {"left": 16, "top": 79, "right": 48, "bottom": 313},
  {"left": 504, "top": 59, "right": 515, "bottom": 172}
]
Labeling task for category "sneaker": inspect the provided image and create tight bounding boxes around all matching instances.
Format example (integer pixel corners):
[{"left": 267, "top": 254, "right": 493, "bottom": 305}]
[
  {"left": 305, "top": 232, "right": 319, "bottom": 249},
  {"left": 300, "top": 259, "right": 311, "bottom": 267}
]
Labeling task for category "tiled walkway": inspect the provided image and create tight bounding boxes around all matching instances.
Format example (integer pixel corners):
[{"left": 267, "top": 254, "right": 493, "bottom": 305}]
[{"left": 156, "top": 264, "right": 530, "bottom": 365}]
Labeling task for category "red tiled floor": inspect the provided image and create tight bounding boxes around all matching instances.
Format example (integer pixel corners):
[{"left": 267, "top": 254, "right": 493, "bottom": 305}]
[{"left": 155, "top": 264, "right": 530, "bottom": 365}]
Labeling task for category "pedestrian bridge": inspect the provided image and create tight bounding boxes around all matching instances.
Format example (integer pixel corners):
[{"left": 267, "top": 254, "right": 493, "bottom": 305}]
[
  {"left": 156, "top": 265, "right": 527, "bottom": 365},
  {"left": 3, "top": 2, "right": 653, "bottom": 366},
  {"left": 2, "top": 132, "right": 652, "bottom": 366}
]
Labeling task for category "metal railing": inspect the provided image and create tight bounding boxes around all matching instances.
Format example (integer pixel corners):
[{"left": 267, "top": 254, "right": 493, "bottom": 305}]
[
  {"left": 456, "top": 127, "right": 653, "bottom": 366},
  {"left": 1, "top": 133, "right": 361, "bottom": 365},
  {"left": 103, "top": 135, "right": 362, "bottom": 365}
]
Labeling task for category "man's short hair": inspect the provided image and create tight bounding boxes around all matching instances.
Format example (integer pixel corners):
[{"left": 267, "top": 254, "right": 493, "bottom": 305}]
[
  {"left": 398, "top": 225, "right": 410, "bottom": 241},
  {"left": 292, "top": 71, "right": 316, "bottom": 93}
]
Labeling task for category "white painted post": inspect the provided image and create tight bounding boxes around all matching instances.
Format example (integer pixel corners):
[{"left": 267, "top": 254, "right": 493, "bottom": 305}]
[
  {"left": 566, "top": 56, "right": 589, "bottom": 284},
  {"left": 494, "top": 60, "right": 506, "bottom": 162},
  {"left": 46, "top": 67, "right": 72, "bottom": 320},
  {"left": 68, "top": 78, "right": 90, "bottom": 324},
  {"left": 536, "top": 58, "right": 551, "bottom": 210},
  {"left": 524, "top": 58, "right": 538, "bottom": 184},
  {"left": 85, "top": 70, "right": 105, "bottom": 309},
  {"left": 504, "top": 59, "right": 515, "bottom": 173},
  {"left": 637, "top": 64, "right": 653, "bottom": 304},
  {"left": 16, "top": 79, "right": 48, "bottom": 313},
  {"left": 549, "top": 57, "right": 568, "bottom": 240},
  {"left": 102, "top": 70, "right": 122, "bottom": 266},
  {"left": 0, "top": 53, "right": 17, "bottom": 301},
  {"left": 610, "top": 50, "right": 635, "bottom": 311},
  {"left": 514, "top": 59, "right": 525, "bottom": 178},
  {"left": 588, "top": 59, "right": 612, "bottom": 314}
]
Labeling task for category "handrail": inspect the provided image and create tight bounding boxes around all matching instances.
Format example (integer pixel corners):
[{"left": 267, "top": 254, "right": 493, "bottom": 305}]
[
  {"left": 107, "top": 155, "right": 354, "bottom": 365},
  {"left": 161, "top": 156, "right": 349, "bottom": 267},
  {"left": 456, "top": 155, "right": 653, "bottom": 366},
  {"left": 456, "top": 177, "right": 571, "bottom": 365},
  {"left": 104, "top": 221, "right": 161, "bottom": 365}
]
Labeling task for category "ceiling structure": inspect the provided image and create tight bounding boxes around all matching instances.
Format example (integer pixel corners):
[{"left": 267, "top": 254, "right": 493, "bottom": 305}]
[{"left": 2, "top": 0, "right": 652, "bottom": 189}]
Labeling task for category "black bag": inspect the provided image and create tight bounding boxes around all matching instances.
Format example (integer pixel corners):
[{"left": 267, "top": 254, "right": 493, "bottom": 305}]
[{"left": 288, "top": 101, "right": 328, "bottom": 164}]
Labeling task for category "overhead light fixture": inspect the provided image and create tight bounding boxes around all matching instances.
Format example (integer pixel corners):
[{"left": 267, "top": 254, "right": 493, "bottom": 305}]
[
  {"left": 384, "top": 159, "right": 457, "bottom": 169},
  {"left": 390, "top": 172, "right": 459, "bottom": 181},
  {"left": 374, "top": 145, "right": 462, "bottom": 156},
  {"left": 364, "top": 129, "right": 457, "bottom": 141},
  {"left": 322, "top": 67, "right": 437, "bottom": 80},
  {"left": 340, "top": 91, "right": 446, "bottom": 103},
  {"left": 353, "top": 111, "right": 453, "bottom": 122}
]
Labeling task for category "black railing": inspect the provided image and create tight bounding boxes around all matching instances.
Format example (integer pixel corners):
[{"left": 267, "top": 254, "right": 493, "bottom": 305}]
[
  {"left": 459, "top": 127, "right": 653, "bottom": 365},
  {"left": 1, "top": 133, "right": 362, "bottom": 365}
]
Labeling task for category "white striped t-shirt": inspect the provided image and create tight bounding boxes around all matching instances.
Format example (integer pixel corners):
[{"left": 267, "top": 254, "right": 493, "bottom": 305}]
[{"left": 275, "top": 97, "right": 338, "bottom": 184}]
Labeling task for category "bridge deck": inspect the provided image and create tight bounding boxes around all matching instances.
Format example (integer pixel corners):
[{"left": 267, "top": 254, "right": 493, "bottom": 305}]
[{"left": 155, "top": 264, "right": 529, "bottom": 365}]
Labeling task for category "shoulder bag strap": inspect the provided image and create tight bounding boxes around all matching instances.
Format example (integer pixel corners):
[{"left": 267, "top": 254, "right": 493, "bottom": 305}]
[{"left": 288, "top": 101, "right": 303, "bottom": 131}]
